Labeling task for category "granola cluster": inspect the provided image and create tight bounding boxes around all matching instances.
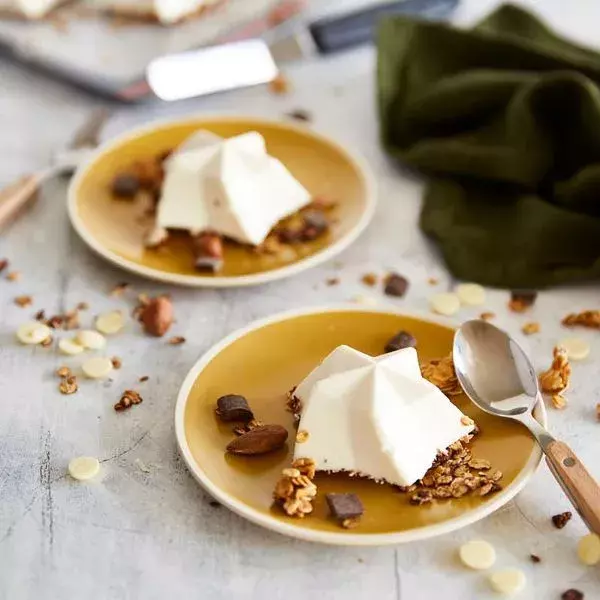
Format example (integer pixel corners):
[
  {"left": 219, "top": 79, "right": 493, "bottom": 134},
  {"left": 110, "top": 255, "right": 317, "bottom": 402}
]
[
  {"left": 562, "top": 310, "right": 600, "bottom": 329},
  {"left": 421, "top": 354, "right": 462, "bottom": 396},
  {"left": 273, "top": 458, "right": 317, "bottom": 518},
  {"left": 539, "top": 346, "right": 571, "bottom": 409},
  {"left": 286, "top": 387, "right": 302, "bottom": 424},
  {"left": 404, "top": 440, "right": 502, "bottom": 505},
  {"left": 232, "top": 419, "right": 264, "bottom": 436}
]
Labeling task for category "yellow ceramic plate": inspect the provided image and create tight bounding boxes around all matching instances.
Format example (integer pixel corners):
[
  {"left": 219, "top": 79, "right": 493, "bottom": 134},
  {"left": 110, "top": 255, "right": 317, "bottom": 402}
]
[
  {"left": 175, "top": 306, "right": 545, "bottom": 545},
  {"left": 68, "top": 116, "right": 376, "bottom": 287}
]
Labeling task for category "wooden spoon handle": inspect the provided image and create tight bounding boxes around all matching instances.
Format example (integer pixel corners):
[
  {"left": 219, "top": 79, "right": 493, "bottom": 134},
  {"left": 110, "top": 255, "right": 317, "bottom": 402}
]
[
  {"left": 545, "top": 440, "right": 600, "bottom": 534},
  {"left": 0, "top": 173, "right": 43, "bottom": 230}
]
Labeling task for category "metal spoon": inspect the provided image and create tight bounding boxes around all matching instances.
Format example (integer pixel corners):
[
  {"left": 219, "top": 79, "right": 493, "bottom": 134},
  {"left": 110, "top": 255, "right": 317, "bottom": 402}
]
[{"left": 454, "top": 319, "right": 600, "bottom": 534}]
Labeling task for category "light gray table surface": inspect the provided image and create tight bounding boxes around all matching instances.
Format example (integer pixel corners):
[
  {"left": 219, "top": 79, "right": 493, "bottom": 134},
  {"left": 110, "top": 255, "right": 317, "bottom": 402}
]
[{"left": 0, "top": 1, "right": 599, "bottom": 598}]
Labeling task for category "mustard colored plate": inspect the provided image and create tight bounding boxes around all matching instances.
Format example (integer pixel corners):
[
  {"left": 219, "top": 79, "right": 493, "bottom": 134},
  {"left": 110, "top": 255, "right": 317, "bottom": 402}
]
[
  {"left": 175, "top": 306, "right": 546, "bottom": 545},
  {"left": 68, "top": 116, "right": 376, "bottom": 287}
]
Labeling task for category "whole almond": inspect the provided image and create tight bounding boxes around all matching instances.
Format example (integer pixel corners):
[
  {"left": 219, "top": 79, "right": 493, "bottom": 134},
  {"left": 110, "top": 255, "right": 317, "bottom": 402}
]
[
  {"left": 140, "top": 296, "right": 173, "bottom": 337},
  {"left": 226, "top": 424, "right": 288, "bottom": 455}
]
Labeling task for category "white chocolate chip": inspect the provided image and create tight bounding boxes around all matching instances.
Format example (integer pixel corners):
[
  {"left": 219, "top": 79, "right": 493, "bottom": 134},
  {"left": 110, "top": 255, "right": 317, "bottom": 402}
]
[
  {"left": 16, "top": 321, "right": 51, "bottom": 345},
  {"left": 488, "top": 569, "right": 526, "bottom": 596},
  {"left": 430, "top": 292, "right": 460, "bottom": 316},
  {"left": 459, "top": 540, "right": 496, "bottom": 570},
  {"left": 68, "top": 456, "right": 100, "bottom": 481},
  {"left": 577, "top": 533, "right": 600, "bottom": 566},
  {"left": 95, "top": 311, "right": 124, "bottom": 335},
  {"left": 455, "top": 283, "right": 486, "bottom": 306},
  {"left": 76, "top": 329, "right": 106, "bottom": 350},
  {"left": 58, "top": 337, "right": 85, "bottom": 356},
  {"left": 82, "top": 356, "right": 114, "bottom": 379},
  {"left": 559, "top": 337, "right": 590, "bottom": 361}
]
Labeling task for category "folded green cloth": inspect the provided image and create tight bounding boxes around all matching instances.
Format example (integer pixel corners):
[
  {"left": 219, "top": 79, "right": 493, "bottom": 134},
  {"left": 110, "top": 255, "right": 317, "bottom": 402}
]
[{"left": 377, "top": 3, "right": 600, "bottom": 288}]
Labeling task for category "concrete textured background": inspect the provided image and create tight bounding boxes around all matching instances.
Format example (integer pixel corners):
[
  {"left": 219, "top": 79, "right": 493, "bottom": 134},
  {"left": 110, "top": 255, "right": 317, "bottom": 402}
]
[{"left": 0, "top": 0, "right": 599, "bottom": 598}]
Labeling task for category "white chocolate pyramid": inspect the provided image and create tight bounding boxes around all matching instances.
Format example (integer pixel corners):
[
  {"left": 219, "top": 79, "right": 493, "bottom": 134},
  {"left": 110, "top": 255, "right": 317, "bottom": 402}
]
[
  {"left": 156, "top": 130, "right": 312, "bottom": 246},
  {"left": 0, "top": 0, "right": 63, "bottom": 18},
  {"left": 293, "top": 346, "right": 474, "bottom": 487},
  {"left": 92, "top": 0, "right": 221, "bottom": 24}
]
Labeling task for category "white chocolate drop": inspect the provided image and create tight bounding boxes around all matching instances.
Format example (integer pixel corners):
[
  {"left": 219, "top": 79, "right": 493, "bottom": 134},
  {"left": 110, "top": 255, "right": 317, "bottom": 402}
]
[
  {"left": 455, "top": 283, "right": 486, "bottom": 306},
  {"left": 459, "top": 540, "right": 496, "bottom": 570},
  {"left": 76, "top": 329, "right": 107, "bottom": 350},
  {"left": 559, "top": 337, "right": 590, "bottom": 361},
  {"left": 82, "top": 356, "right": 114, "bottom": 379},
  {"left": 488, "top": 569, "right": 526, "bottom": 596},
  {"left": 16, "top": 321, "right": 51, "bottom": 345},
  {"left": 68, "top": 456, "right": 100, "bottom": 481},
  {"left": 430, "top": 292, "right": 460, "bottom": 316},
  {"left": 578, "top": 533, "right": 600, "bottom": 566},
  {"left": 96, "top": 311, "right": 124, "bottom": 335}
]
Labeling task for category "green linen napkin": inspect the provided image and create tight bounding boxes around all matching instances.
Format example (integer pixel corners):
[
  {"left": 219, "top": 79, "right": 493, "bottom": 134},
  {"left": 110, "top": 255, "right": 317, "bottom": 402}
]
[{"left": 377, "top": 3, "right": 600, "bottom": 288}]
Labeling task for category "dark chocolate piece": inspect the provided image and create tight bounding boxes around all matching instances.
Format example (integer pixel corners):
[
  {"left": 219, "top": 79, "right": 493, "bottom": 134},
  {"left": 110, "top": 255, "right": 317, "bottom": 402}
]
[
  {"left": 384, "top": 273, "right": 409, "bottom": 297},
  {"left": 385, "top": 330, "right": 417, "bottom": 353},
  {"left": 300, "top": 210, "right": 329, "bottom": 241},
  {"left": 111, "top": 174, "right": 140, "bottom": 199},
  {"left": 552, "top": 511, "right": 572, "bottom": 529},
  {"left": 510, "top": 290, "right": 537, "bottom": 307},
  {"left": 326, "top": 493, "right": 364, "bottom": 521},
  {"left": 215, "top": 394, "right": 254, "bottom": 422},
  {"left": 529, "top": 554, "right": 541, "bottom": 563}
]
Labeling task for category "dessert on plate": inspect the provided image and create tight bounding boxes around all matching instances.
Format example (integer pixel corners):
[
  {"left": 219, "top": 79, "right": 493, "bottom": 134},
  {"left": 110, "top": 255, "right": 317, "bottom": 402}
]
[
  {"left": 110, "top": 129, "right": 334, "bottom": 273},
  {"left": 0, "top": 0, "right": 64, "bottom": 18},
  {"left": 93, "top": 0, "right": 222, "bottom": 24}
]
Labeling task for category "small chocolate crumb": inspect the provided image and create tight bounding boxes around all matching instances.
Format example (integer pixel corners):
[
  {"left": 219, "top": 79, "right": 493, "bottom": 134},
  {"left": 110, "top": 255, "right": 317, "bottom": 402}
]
[
  {"left": 34, "top": 309, "right": 46, "bottom": 321},
  {"left": 326, "top": 277, "right": 340, "bottom": 286},
  {"left": 427, "top": 277, "right": 438, "bottom": 285},
  {"left": 269, "top": 73, "right": 290, "bottom": 95},
  {"left": 56, "top": 366, "right": 71, "bottom": 378},
  {"left": 168, "top": 336, "right": 186, "bottom": 345},
  {"left": 287, "top": 109, "right": 311, "bottom": 122},
  {"left": 552, "top": 511, "right": 572, "bottom": 529},
  {"left": 139, "top": 376, "right": 149, "bottom": 383},
  {"left": 300, "top": 210, "right": 329, "bottom": 241},
  {"left": 111, "top": 173, "right": 140, "bottom": 199},
  {"left": 326, "top": 493, "right": 364, "bottom": 522},
  {"left": 509, "top": 290, "right": 537, "bottom": 312},
  {"left": 530, "top": 554, "right": 541, "bottom": 564},
  {"left": 76, "top": 302, "right": 89, "bottom": 311},
  {"left": 562, "top": 590, "right": 584, "bottom": 600},
  {"left": 111, "top": 357, "right": 122, "bottom": 369},
  {"left": 361, "top": 273, "right": 378, "bottom": 287},
  {"left": 384, "top": 273, "right": 409, "bottom": 297},
  {"left": 215, "top": 394, "right": 254, "bottom": 422},
  {"left": 385, "top": 330, "right": 417, "bottom": 353},
  {"left": 209, "top": 500, "right": 221, "bottom": 508},
  {"left": 0, "top": 258, "right": 7, "bottom": 272}
]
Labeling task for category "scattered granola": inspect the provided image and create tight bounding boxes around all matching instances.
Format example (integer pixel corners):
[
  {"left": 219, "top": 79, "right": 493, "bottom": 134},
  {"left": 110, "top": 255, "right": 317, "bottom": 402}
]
[
  {"left": 115, "top": 389, "right": 143, "bottom": 411},
  {"left": 540, "top": 346, "right": 571, "bottom": 394},
  {"left": 562, "top": 310, "right": 600, "bottom": 329},
  {"left": 286, "top": 387, "right": 302, "bottom": 424},
  {"left": 168, "top": 336, "right": 186, "bottom": 345},
  {"left": 273, "top": 457, "right": 317, "bottom": 518},
  {"left": 139, "top": 375, "right": 149, "bottom": 383},
  {"left": 110, "top": 282, "right": 130, "bottom": 297},
  {"left": 34, "top": 309, "right": 46, "bottom": 321},
  {"left": 59, "top": 375, "right": 78, "bottom": 395},
  {"left": 552, "top": 511, "right": 572, "bottom": 529},
  {"left": 14, "top": 295, "right": 32, "bottom": 308},
  {"left": 296, "top": 430, "right": 309, "bottom": 443},
  {"left": 551, "top": 394, "right": 568, "bottom": 410},
  {"left": 427, "top": 277, "right": 438, "bottom": 285},
  {"left": 521, "top": 322, "right": 540, "bottom": 335},
  {"left": 269, "top": 73, "right": 290, "bottom": 95},
  {"left": 6, "top": 271, "right": 20, "bottom": 282},
  {"left": 480, "top": 311, "right": 495, "bottom": 321},
  {"left": 56, "top": 366, "right": 71, "bottom": 378},
  {"left": 232, "top": 419, "right": 264, "bottom": 436},
  {"left": 76, "top": 302, "right": 89, "bottom": 311},
  {"left": 421, "top": 354, "right": 462, "bottom": 396},
  {"left": 509, "top": 290, "right": 537, "bottom": 312},
  {"left": 111, "top": 357, "right": 122, "bottom": 369},
  {"left": 361, "top": 273, "right": 378, "bottom": 287}
]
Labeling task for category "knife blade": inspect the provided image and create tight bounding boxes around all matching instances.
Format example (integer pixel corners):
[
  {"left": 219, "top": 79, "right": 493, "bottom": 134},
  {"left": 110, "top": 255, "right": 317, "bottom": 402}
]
[{"left": 147, "top": 0, "right": 459, "bottom": 101}]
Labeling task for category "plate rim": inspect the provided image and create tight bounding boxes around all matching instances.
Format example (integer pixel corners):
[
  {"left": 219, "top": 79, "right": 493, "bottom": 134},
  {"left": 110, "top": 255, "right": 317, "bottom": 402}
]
[
  {"left": 67, "top": 114, "right": 377, "bottom": 288},
  {"left": 174, "top": 304, "right": 547, "bottom": 546}
]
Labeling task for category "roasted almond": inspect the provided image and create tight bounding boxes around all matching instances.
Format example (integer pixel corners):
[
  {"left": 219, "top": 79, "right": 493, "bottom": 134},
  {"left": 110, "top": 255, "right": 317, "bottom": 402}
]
[
  {"left": 140, "top": 295, "right": 173, "bottom": 337},
  {"left": 226, "top": 424, "right": 288, "bottom": 456}
]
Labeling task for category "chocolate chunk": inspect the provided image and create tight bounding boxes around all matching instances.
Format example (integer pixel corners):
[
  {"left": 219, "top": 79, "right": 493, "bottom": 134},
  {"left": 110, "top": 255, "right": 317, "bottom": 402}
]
[
  {"left": 562, "top": 590, "right": 584, "bottom": 600},
  {"left": 552, "top": 511, "right": 572, "bottom": 529},
  {"left": 300, "top": 209, "right": 329, "bottom": 241},
  {"left": 226, "top": 424, "right": 288, "bottom": 455},
  {"left": 216, "top": 394, "right": 254, "bottom": 422},
  {"left": 529, "top": 554, "right": 541, "bottom": 563},
  {"left": 509, "top": 290, "right": 537, "bottom": 312},
  {"left": 209, "top": 500, "right": 222, "bottom": 508},
  {"left": 384, "top": 273, "right": 409, "bottom": 297},
  {"left": 385, "top": 330, "right": 417, "bottom": 353},
  {"left": 193, "top": 232, "right": 224, "bottom": 272},
  {"left": 326, "top": 493, "right": 364, "bottom": 521},
  {"left": 111, "top": 174, "right": 140, "bottom": 199}
]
